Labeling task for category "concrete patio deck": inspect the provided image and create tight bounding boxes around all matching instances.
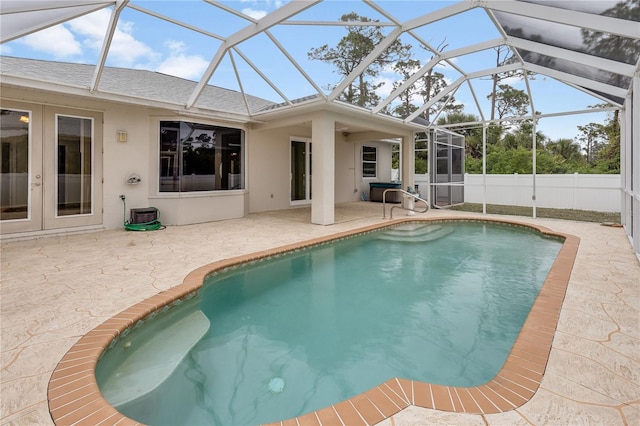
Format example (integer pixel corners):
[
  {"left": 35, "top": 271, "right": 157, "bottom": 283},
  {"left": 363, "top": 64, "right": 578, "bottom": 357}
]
[{"left": 1, "top": 202, "right": 638, "bottom": 425}]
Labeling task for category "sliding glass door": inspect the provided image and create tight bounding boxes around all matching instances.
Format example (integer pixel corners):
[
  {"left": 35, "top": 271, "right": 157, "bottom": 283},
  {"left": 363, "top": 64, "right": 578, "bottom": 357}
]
[{"left": 290, "top": 139, "right": 312, "bottom": 204}]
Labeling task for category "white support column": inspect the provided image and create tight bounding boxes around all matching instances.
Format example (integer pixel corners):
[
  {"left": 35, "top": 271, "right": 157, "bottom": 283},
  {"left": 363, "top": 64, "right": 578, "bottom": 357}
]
[
  {"left": 401, "top": 131, "right": 416, "bottom": 194},
  {"left": 621, "top": 98, "right": 629, "bottom": 229},
  {"left": 632, "top": 74, "right": 640, "bottom": 258},
  {"left": 482, "top": 123, "right": 487, "bottom": 214},
  {"left": 532, "top": 118, "right": 537, "bottom": 219},
  {"left": 311, "top": 112, "right": 335, "bottom": 225}
]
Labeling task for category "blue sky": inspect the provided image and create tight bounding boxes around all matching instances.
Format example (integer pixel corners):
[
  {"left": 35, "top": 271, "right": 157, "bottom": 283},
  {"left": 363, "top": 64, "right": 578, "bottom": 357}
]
[{"left": 1, "top": 0, "right": 613, "bottom": 141}]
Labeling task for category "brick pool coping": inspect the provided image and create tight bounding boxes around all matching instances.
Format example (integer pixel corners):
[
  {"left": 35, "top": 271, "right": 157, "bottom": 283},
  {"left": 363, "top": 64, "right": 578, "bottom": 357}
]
[{"left": 47, "top": 217, "right": 579, "bottom": 426}]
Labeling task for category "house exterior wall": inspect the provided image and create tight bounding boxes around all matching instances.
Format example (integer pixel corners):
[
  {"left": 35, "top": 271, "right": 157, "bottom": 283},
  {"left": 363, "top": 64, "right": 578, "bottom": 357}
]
[
  {"left": 247, "top": 127, "right": 391, "bottom": 212},
  {"left": 248, "top": 126, "right": 310, "bottom": 213},
  {"left": 1, "top": 87, "right": 401, "bottom": 236},
  {"left": 0, "top": 87, "right": 248, "bottom": 233}
]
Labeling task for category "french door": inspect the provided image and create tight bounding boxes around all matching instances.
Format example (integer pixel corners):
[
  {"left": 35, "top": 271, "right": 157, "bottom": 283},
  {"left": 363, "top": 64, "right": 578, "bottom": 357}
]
[
  {"left": 0, "top": 101, "right": 102, "bottom": 235},
  {"left": 290, "top": 139, "right": 312, "bottom": 205}
]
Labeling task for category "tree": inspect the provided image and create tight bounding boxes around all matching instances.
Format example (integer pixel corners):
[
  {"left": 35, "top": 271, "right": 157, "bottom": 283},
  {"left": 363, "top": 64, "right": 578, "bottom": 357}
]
[
  {"left": 390, "top": 41, "right": 462, "bottom": 122},
  {"left": 485, "top": 46, "right": 531, "bottom": 121},
  {"left": 489, "top": 84, "right": 529, "bottom": 120},
  {"left": 308, "top": 13, "right": 411, "bottom": 108},
  {"left": 390, "top": 58, "right": 422, "bottom": 118},
  {"left": 576, "top": 123, "right": 607, "bottom": 165},
  {"left": 546, "top": 138, "right": 583, "bottom": 163},
  {"left": 487, "top": 46, "right": 509, "bottom": 121},
  {"left": 596, "top": 109, "right": 621, "bottom": 173},
  {"left": 437, "top": 112, "right": 483, "bottom": 160},
  {"left": 501, "top": 119, "right": 546, "bottom": 150}
]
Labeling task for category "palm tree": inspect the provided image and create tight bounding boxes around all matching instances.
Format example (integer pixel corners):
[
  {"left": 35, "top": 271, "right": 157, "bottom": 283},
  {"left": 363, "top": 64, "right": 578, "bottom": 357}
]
[{"left": 546, "top": 138, "right": 583, "bottom": 162}]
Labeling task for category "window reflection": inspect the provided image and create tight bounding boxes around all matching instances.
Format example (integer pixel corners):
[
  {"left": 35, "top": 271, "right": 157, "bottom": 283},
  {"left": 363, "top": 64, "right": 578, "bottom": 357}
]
[
  {"left": 57, "top": 115, "right": 93, "bottom": 216},
  {"left": 0, "top": 109, "right": 30, "bottom": 221},
  {"left": 495, "top": 1, "right": 640, "bottom": 66},
  {"left": 159, "top": 121, "right": 244, "bottom": 192},
  {"left": 517, "top": 49, "right": 632, "bottom": 88},
  {"left": 517, "top": 0, "right": 639, "bottom": 21}
]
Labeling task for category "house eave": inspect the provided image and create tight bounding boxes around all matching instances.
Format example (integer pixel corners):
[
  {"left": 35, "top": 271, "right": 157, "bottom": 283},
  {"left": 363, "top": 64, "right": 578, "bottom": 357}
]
[{"left": 0, "top": 74, "right": 261, "bottom": 124}]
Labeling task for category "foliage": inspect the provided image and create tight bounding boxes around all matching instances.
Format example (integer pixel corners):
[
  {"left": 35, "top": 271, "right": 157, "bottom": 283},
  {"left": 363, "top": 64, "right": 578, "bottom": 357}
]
[
  {"left": 391, "top": 42, "right": 463, "bottom": 122},
  {"left": 488, "top": 84, "right": 530, "bottom": 120},
  {"left": 440, "top": 110, "right": 620, "bottom": 175},
  {"left": 307, "top": 12, "right": 622, "bottom": 176},
  {"left": 307, "top": 12, "right": 411, "bottom": 108}
]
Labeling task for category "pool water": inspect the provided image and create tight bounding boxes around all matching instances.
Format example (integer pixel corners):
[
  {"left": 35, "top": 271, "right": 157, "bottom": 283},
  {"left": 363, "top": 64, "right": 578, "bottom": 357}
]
[{"left": 97, "top": 222, "right": 562, "bottom": 425}]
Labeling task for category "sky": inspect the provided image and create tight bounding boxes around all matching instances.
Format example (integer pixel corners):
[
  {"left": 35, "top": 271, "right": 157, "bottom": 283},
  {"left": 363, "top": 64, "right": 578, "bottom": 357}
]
[{"left": 0, "top": 0, "right": 617, "bottom": 142}]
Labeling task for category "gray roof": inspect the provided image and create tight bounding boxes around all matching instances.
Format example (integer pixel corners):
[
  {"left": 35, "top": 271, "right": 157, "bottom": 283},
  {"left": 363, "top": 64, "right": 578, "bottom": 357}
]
[{"left": 0, "top": 56, "right": 275, "bottom": 116}]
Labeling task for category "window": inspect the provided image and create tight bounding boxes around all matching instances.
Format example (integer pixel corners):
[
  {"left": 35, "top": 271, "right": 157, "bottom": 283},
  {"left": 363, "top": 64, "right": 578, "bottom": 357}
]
[
  {"left": 56, "top": 115, "right": 93, "bottom": 216},
  {"left": 159, "top": 121, "right": 244, "bottom": 192},
  {"left": 362, "top": 145, "right": 377, "bottom": 178},
  {"left": 1, "top": 109, "right": 30, "bottom": 220}
]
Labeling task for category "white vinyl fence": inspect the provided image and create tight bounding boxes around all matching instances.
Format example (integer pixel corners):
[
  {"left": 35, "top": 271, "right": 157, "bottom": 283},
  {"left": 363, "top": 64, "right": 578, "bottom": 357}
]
[{"left": 415, "top": 173, "right": 621, "bottom": 212}]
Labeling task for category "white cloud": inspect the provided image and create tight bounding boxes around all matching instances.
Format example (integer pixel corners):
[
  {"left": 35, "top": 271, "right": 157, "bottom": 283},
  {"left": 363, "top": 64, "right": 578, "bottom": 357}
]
[
  {"left": 21, "top": 25, "right": 83, "bottom": 59},
  {"left": 17, "top": 8, "right": 156, "bottom": 66},
  {"left": 72, "top": 9, "right": 156, "bottom": 66},
  {"left": 155, "top": 40, "right": 209, "bottom": 80},
  {"left": 500, "top": 75, "right": 524, "bottom": 86},
  {"left": 108, "top": 28, "right": 158, "bottom": 66},
  {"left": 242, "top": 8, "right": 268, "bottom": 19},
  {"left": 374, "top": 76, "right": 396, "bottom": 99}
]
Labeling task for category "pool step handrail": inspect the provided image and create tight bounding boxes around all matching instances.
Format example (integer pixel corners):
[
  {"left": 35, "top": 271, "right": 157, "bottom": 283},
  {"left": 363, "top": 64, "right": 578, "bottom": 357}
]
[{"left": 382, "top": 188, "right": 429, "bottom": 219}]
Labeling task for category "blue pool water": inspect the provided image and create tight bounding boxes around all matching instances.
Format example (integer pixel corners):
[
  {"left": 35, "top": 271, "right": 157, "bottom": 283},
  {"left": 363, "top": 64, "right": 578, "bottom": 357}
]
[{"left": 96, "top": 221, "right": 562, "bottom": 425}]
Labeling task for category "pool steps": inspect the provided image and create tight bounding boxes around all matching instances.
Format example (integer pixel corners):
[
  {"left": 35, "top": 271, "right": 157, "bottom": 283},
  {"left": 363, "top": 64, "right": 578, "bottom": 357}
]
[
  {"left": 97, "top": 305, "right": 210, "bottom": 407},
  {"left": 376, "top": 223, "right": 453, "bottom": 242}
]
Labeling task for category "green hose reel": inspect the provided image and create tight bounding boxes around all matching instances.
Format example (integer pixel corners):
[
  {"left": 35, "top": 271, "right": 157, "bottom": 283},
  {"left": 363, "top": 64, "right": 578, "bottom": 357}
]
[{"left": 120, "top": 195, "right": 164, "bottom": 231}]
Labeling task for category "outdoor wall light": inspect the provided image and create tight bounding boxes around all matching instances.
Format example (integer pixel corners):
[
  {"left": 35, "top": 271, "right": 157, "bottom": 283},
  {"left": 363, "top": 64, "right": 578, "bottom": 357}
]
[{"left": 117, "top": 130, "right": 128, "bottom": 142}]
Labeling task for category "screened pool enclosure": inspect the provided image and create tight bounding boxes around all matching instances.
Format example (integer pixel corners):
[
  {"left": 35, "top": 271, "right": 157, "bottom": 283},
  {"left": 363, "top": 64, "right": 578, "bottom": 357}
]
[{"left": 0, "top": 0, "right": 638, "bottom": 258}]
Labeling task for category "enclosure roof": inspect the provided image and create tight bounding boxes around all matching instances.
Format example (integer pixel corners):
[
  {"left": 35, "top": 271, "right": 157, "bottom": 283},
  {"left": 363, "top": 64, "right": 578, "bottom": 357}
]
[{"left": 1, "top": 0, "right": 638, "bottom": 124}]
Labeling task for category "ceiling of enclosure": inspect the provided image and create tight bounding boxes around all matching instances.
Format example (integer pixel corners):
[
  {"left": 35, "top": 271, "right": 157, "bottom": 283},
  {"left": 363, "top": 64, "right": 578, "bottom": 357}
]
[{"left": 1, "top": 0, "right": 638, "bottom": 125}]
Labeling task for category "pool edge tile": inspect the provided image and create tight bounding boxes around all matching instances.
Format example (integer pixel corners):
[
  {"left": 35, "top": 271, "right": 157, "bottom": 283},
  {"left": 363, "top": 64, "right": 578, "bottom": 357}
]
[{"left": 47, "top": 216, "right": 579, "bottom": 425}]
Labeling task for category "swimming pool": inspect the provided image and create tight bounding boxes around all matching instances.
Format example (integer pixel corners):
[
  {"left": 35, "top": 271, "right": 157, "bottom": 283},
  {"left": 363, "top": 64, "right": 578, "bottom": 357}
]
[{"left": 91, "top": 220, "right": 565, "bottom": 425}]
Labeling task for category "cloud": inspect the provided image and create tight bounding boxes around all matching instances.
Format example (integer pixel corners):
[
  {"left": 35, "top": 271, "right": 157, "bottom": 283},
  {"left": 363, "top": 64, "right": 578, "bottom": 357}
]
[
  {"left": 71, "top": 9, "right": 156, "bottom": 66},
  {"left": 155, "top": 40, "right": 210, "bottom": 80},
  {"left": 500, "top": 75, "right": 524, "bottom": 86},
  {"left": 17, "top": 8, "right": 156, "bottom": 66},
  {"left": 242, "top": 8, "right": 268, "bottom": 19},
  {"left": 21, "top": 25, "right": 83, "bottom": 59}
]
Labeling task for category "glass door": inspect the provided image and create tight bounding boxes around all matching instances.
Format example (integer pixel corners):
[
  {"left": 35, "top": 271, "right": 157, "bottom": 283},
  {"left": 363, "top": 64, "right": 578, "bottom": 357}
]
[
  {"left": 0, "top": 102, "right": 43, "bottom": 234},
  {"left": 43, "top": 107, "right": 103, "bottom": 230},
  {"left": 0, "top": 103, "right": 102, "bottom": 235},
  {"left": 290, "top": 139, "right": 312, "bottom": 204}
]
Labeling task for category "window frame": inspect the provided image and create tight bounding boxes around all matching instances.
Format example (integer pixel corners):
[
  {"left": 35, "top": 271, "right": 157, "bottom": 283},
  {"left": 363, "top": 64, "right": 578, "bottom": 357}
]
[
  {"left": 158, "top": 120, "right": 245, "bottom": 193},
  {"left": 362, "top": 145, "right": 377, "bottom": 178}
]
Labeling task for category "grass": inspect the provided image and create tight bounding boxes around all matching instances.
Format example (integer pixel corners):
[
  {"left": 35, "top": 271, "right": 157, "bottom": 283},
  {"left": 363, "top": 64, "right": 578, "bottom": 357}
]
[{"left": 448, "top": 203, "right": 621, "bottom": 224}]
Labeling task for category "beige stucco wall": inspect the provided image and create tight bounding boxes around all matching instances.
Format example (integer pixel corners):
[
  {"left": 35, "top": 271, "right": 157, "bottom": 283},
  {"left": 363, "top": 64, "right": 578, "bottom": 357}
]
[
  {"left": 248, "top": 125, "right": 310, "bottom": 213},
  {"left": 248, "top": 125, "right": 396, "bottom": 212},
  {"left": 1, "top": 87, "right": 405, "bottom": 235},
  {"left": 0, "top": 87, "right": 247, "bottom": 233}
]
